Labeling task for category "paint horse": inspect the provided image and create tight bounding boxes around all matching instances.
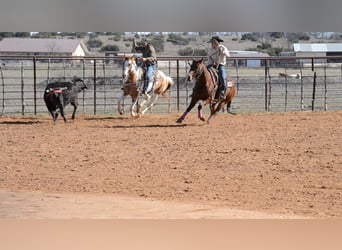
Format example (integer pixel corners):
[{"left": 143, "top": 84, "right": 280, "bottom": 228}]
[
  {"left": 117, "top": 55, "right": 174, "bottom": 117},
  {"left": 176, "top": 58, "right": 236, "bottom": 124}
]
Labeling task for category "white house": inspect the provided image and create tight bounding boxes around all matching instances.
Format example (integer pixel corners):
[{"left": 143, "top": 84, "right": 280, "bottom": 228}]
[
  {"left": 293, "top": 43, "right": 342, "bottom": 64},
  {"left": 0, "top": 38, "right": 89, "bottom": 58}
]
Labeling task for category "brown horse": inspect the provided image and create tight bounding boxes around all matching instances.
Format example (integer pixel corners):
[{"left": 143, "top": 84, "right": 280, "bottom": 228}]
[
  {"left": 117, "top": 55, "right": 174, "bottom": 117},
  {"left": 176, "top": 58, "right": 236, "bottom": 124}
]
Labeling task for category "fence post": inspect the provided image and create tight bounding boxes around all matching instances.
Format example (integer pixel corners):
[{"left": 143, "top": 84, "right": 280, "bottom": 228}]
[
  {"left": 47, "top": 58, "right": 50, "bottom": 84},
  {"left": 284, "top": 67, "right": 288, "bottom": 112},
  {"left": 235, "top": 59, "right": 239, "bottom": 93},
  {"left": 299, "top": 63, "right": 304, "bottom": 111},
  {"left": 0, "top": 66, "right": 4, "bottom": 115},
  {"left": 168, "top": 60, "right": 171, "bottom": 113},
  {"left": 312, "top": 71, "right": 317, "bottom": 111},
  {"left": 33, "top": 56, "right": 37, "bottom": 115},
  {"left": 264, "top": 59, "right": 268, "bottom": 111},
  {"left": 21, "top": 62, "right": 25, "bottom": 115},
  {"left": 82, "top": 58, "right": 87, "bottom": 114},
  {"left": 267, "top": 66, "right": 272, "bottom": 111},
  {"left": 324, "top": 59, "right": 327, "bottom": 111},
  {"left": 176, "top": 59, "right": 180, "bottom": 112},
  {"left": 93, "top": 59, "right": 97, "bottom": 115},
  {"left": 102, "top": 59, "right": 107, "bottom": 113}
]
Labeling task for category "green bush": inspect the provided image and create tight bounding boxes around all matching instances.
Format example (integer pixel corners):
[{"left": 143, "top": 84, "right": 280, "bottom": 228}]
[
  {"left": 149, "top": 38, "right": 164, "bottom": 53},
  {"left": 100, "top": 44, "right": 120, "bottom": 52},
  {"left": 177, "top": 47, "right": 207, "bottom": 56},
  {"left": 167, "top": 33, "right": 190, "bottom": 45},
  {"left": 178, "top": 47, "right": 192, "bottom": 56},
  {"left": 87, "top": 39, "right": 103, "bottom": 48}
]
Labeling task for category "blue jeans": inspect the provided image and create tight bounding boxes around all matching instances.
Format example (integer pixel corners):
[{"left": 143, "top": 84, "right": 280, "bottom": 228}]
[
  {"left": 217, "top": 64, "right": 227, "bottom": 90},
  {"left": 144, "top": 64, "right": 155, "bottom": 92}
]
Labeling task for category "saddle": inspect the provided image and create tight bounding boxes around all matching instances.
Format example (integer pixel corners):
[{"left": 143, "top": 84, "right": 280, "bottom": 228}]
[
  {"left": 207, "top": 67, "right": 219, "bottom": 100},
  {"left": 207, "top": 67, "right": 219, "bottom": 88}
]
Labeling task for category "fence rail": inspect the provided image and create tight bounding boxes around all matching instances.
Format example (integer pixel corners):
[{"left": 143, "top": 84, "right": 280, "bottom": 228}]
[{"left": 1, "top": 55, "right": 342, "bottom": 116}]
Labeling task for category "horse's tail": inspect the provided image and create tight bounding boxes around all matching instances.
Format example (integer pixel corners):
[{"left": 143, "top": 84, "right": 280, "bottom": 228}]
[
  {"left": 167, "top": 76, "right": 174, "bottom": 86},
  {"left": 163, "top": 76, "right": 174, "bottom": 92},
  {"left": 160, "top": 76, "right": 174, "bottom": 99}
]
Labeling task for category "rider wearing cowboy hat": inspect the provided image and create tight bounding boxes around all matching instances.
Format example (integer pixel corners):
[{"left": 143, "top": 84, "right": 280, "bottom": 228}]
[
  {"left": 132, "top": 37, "right": 157, "bottom": 97},
  {"left": 207, "top": 36, "right": 230, "bottom": 101}
]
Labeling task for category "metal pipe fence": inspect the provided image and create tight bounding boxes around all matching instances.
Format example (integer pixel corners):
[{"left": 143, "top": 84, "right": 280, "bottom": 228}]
[{"left": 1, "top": 55, "right": 342, "bottom": 116}]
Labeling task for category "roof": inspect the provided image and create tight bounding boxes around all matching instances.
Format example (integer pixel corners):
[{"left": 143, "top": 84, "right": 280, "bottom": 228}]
[
  {"left": 0, "top": 38, "right": 88, "bottom": 54},
  {"left": 294, "top": 43, "right": 342, "bottom": 52}
]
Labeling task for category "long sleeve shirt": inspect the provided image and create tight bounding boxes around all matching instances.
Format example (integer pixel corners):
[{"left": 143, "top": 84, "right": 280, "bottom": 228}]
[
  {"left": 132, "top": 43, "right": 157, "bottom": 65},
  {"left": 208, "top": 44, "right": 230, "bottom": 66}
]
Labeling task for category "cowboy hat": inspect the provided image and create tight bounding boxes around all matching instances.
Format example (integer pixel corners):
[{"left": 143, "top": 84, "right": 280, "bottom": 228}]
[
  {"left": 208, "top": 36, "right": 224, "bottom": 43},
  {"left": 141, "top": 38, "right": 149, "bottom": 43}
]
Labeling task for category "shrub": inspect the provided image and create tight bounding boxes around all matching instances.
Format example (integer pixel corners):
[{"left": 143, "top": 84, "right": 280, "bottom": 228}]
[
  {"left": 167, "top": 33, "right": 190, "bottom": 45},
  {"left": 149, "top": 38, "right": 164, "bottom": 53},
  {"left": 177, "top": 47, "right": 207, "bottom": 56},
  {"left": 87, "top": 39, "right": 103, "bottom": 48},
  {"left": 100, "top": 44, "right": 120, "bottom": 52}
]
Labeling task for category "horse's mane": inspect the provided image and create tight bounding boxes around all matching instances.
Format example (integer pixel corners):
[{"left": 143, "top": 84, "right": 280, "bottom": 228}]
[
  {"left": 123, "top": 56, "right": 144, "bottom": 82},
  {"left": 135, "top": 66, "right": 144, "bottom": 80}
]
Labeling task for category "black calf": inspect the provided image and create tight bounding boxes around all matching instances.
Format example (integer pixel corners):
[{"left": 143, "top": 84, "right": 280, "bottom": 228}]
[{"left": 43, "top": 78, "right": 87, "bottom": 122}]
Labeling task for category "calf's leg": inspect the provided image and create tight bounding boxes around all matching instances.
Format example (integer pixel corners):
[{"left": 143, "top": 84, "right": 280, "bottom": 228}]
[{"left": 71, "top": 103, "right": 77, "bottom": 120}]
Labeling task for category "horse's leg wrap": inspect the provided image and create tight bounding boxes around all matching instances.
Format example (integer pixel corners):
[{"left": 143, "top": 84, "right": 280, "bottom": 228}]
[
  {"left": 197, "top": 104, "right": 205, "bottom": 121},
  {"left": 176, "top": 111, "right": 188, "bottom": 123},
  {"left": 180, "top": 111, "right": 188, "bottom": 120}
]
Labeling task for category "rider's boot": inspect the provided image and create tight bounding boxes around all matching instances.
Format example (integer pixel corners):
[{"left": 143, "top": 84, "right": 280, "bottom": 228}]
[
  {"left": 213, "top": 86, "right": 225, "bottom": 102},
  {"left": 218, "top": 87, "right": 226, "bottom": 101},
  {"left": 144, "top": 82, "right": 153, "bottom": 98},
  {"left": 140, "top": 82, "right": 147, "bottom": 96}
]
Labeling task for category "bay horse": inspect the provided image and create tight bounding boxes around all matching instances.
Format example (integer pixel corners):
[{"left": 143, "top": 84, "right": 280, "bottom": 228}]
[
  {"left": 176, "top": 58, "right": 236, "bottom": 124},
  {"left": 117, "top": 55, "right": 174, "bottom": 117}
]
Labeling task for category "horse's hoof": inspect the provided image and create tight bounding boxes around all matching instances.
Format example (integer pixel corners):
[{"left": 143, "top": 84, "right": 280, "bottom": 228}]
[
  {"left": 199, "top": 117, "right": 206, "bottom": 122},
  {"left": 176, "top": 118, "right": 183, "bottom": 124}
]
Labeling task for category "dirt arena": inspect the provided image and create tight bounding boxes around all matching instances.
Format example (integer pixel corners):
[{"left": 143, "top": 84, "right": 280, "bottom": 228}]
[{"left": 0, "top": 111, "right": 341, "bottom": 218}]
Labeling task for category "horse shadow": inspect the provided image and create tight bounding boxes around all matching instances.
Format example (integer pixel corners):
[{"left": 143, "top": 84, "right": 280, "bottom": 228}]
[
  {"left": 84, "top": 116, "right": 129, "bottom": 121},
  {"left": 94, "top": 123, "right": 191, "bottom": 129},
  {"left": 0, "top": 120, "right": 42, "bottom": 125}
]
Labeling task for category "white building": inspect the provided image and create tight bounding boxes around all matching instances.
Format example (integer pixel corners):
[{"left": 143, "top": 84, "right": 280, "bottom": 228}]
[{"left": 0, "top": 38, "right": 89, "bottom": 58}]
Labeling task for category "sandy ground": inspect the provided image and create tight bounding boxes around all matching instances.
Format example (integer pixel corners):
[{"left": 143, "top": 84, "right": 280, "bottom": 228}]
[{"left": 0, "top": 111, "right": 341, "bottom": 218}]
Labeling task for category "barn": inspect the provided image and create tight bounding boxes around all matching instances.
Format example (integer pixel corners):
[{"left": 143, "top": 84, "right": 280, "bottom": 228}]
[
  {"left": 0, "top": 38, "right": 89, "bottom": 58},
  {"left": 293, "top": 43, "right": 342, "bottom": 64}
]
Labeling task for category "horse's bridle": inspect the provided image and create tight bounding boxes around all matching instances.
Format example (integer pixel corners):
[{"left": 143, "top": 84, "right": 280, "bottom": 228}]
[
  {"left": 188, "top": 62, "right": 203, "bottom": 81},
  {"left": 122, "top": 58, "right": 136, "bottom": 83}
]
